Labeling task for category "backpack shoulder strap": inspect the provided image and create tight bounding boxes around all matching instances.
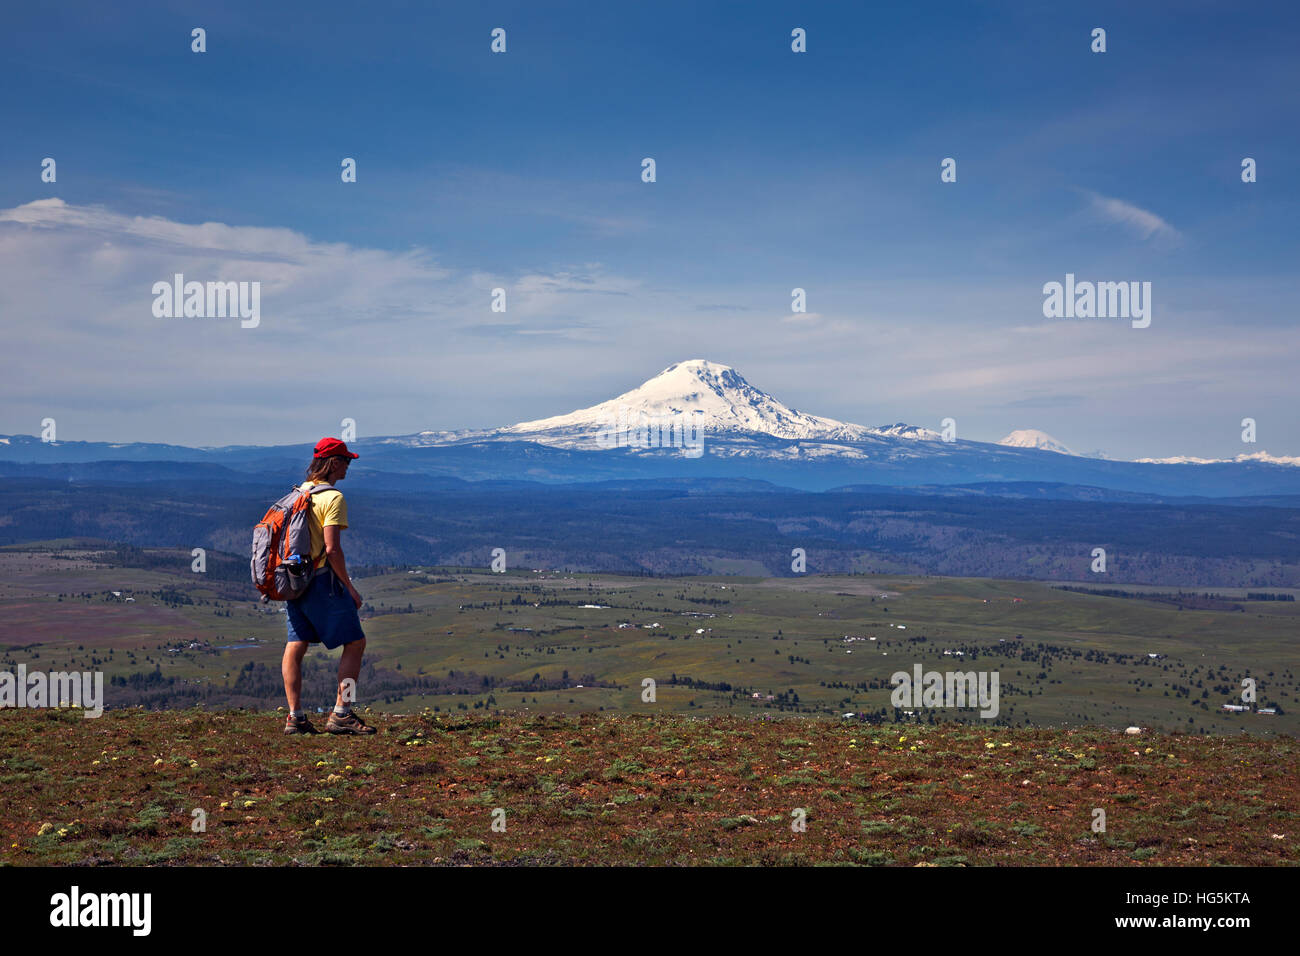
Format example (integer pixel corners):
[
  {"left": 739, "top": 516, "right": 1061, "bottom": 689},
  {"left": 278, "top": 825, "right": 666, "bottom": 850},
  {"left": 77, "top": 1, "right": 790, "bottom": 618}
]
[{"left": 305, "top": 482, "right": 340, "bottom": 496}]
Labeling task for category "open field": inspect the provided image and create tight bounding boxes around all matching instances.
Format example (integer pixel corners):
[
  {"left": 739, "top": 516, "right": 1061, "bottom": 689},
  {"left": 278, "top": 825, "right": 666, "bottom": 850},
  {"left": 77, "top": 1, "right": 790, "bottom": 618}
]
[
  {"left": 0, "top": 546, "right": 1297, "bottom": 734},
  {"left": 1, "top": 709, "right": 1295, "bottom": 867}
]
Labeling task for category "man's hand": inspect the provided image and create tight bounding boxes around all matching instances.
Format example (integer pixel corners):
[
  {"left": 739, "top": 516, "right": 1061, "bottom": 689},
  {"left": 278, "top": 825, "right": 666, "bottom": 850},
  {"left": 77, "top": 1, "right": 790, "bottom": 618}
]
[{"left": 324, "top": 525, "right": 361, "bottom": 610}]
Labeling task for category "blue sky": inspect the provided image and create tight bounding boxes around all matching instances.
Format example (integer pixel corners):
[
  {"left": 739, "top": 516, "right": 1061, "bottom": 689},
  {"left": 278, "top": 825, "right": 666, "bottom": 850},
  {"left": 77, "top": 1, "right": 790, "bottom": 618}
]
[{"left": 2, "top": 0, "right": 1298, "bottom": 460}]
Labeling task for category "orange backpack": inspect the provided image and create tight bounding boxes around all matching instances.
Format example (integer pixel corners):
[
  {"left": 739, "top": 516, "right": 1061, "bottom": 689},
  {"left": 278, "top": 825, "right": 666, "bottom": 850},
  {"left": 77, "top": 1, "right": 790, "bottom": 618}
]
[{"left": 250, "top": 484, "right": 337, "bottom": 601}]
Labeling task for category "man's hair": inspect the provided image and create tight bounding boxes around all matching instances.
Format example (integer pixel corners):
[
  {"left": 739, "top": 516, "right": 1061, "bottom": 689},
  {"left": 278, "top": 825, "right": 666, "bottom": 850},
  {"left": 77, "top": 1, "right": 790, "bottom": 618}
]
[{"left": 306, "top": 455, "right": 347, "bottom": 482}]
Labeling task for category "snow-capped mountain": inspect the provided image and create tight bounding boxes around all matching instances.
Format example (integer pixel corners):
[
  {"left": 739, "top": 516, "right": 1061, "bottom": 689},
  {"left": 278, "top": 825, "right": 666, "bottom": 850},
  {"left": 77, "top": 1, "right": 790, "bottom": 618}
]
[
  {"left": 998, "top": 429, "right": 1074, "bottom": 456},
  {"left": 405, "top": 359, "right": 939, "bottom": 451},
  {"left": 6, "top": 360, "right": 1300, "bottom": 498},
  {"left": 510, "top": 360, "right": 938, "bottom": 445}
]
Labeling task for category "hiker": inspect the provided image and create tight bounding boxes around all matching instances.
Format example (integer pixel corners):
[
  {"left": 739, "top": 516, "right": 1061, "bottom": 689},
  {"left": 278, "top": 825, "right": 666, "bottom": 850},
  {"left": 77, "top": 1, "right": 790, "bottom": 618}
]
[{"left": 280, "top": 437, "right": 376, "bottom": 735}]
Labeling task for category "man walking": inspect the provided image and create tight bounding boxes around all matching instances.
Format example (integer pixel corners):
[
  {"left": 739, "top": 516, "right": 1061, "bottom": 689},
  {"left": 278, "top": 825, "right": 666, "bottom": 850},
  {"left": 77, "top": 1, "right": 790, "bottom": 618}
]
[{"left": 281, "top": 437, "right": 376, "bottom": 735}]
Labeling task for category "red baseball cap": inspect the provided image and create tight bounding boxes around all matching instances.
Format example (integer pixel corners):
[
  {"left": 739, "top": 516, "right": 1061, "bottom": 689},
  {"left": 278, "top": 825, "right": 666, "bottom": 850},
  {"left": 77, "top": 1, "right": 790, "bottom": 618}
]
[{"left": 313, "top": 437, "right": 359, "bottom": 459}]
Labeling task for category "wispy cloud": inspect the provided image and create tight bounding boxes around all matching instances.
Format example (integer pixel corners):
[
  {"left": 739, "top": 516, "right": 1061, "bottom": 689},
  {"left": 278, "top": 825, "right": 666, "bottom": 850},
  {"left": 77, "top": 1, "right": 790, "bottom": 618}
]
[
  {"left": 0, "top": 199, "right": 645, "bottom": 441},
  {"left": 1083, "top": 191, "right": 1182, "bottom": 243},
  {"left": 457, "top": 319, "right": 598, "bottom": 341},
  {"left": 1, "top": 199, "right": 1294, "bottom": 461}
]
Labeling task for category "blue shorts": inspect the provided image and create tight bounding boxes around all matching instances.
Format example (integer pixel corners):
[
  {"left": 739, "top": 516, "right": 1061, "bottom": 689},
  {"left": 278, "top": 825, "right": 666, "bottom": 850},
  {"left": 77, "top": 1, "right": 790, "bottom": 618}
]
[{"left": 286, "top": 568, "right": 366, "bottom": 650}]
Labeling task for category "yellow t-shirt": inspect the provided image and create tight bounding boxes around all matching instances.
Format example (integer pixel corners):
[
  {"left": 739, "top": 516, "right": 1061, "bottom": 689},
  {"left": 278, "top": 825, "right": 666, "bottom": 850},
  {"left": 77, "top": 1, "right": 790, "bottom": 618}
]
[{"left": 299, "top": 481, "right": 348, "bottom": 570}]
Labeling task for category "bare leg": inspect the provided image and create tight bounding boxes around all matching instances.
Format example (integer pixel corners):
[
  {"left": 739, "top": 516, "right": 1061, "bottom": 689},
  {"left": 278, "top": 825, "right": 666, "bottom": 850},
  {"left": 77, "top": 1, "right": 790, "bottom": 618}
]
[
  {"left": 336, "top": 637, "right": 366, "bottom": 709},
  {"left": 282, "top": 641, "right": 309, "bottom": 712}
]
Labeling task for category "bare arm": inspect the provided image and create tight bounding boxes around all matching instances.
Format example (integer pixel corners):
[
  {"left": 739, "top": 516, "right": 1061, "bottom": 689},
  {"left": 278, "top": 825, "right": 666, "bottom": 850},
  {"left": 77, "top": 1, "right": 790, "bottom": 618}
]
[{"left": 323, "top": 525, "right": 362, "bottom": 608}]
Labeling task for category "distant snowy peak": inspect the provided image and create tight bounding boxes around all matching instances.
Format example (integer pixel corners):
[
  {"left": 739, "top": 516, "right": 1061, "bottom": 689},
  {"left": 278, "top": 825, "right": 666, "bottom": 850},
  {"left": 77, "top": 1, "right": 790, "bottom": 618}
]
[
  {"left": 505, "top": 360, "right": 939, "bottom": 444},
  {"left": 998, "top": 429, "right": 1074, "bottom": 456},
  {"left": 873, "top": 423, "right": 938, "bottom": 440},
  {"left": 394, "top": 365, "right": 1297, "bottom": 468},
  {"left": 1135, "top": 450, "right": 1300, "bottom": 467}
]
